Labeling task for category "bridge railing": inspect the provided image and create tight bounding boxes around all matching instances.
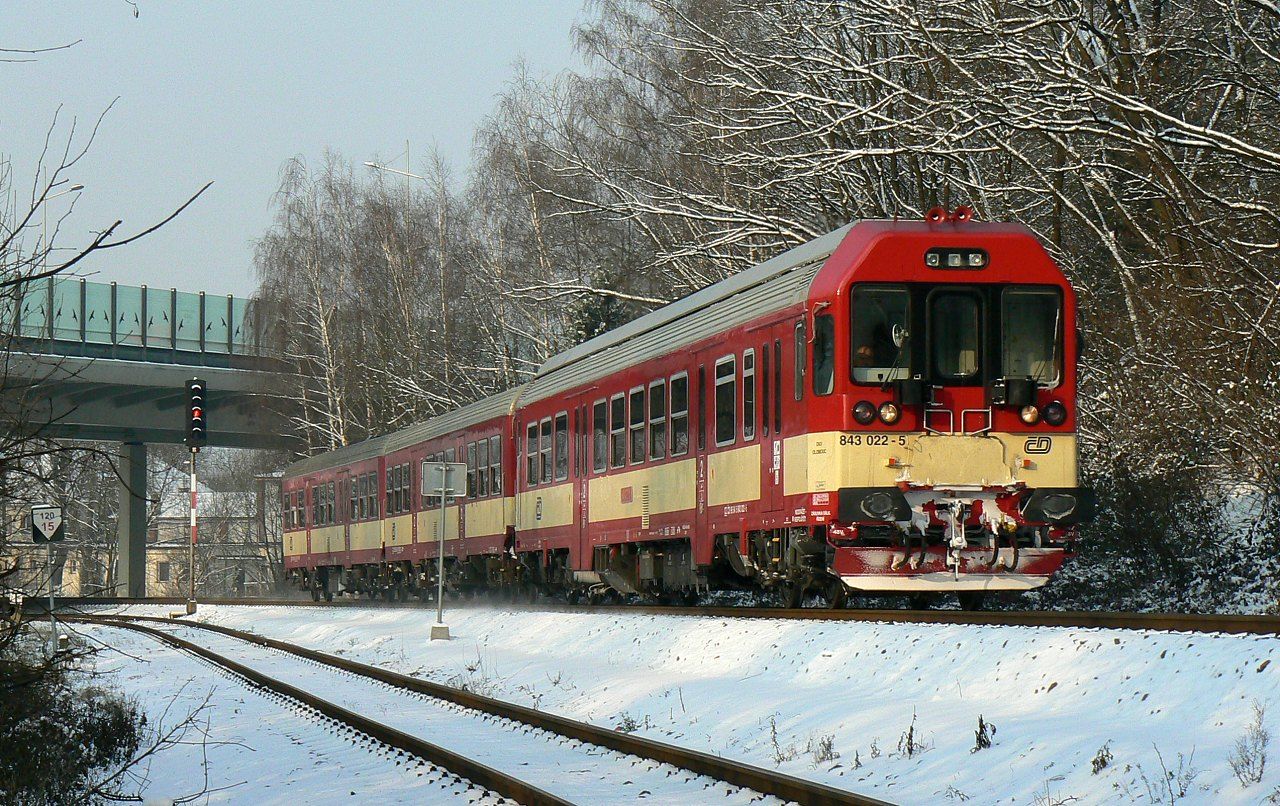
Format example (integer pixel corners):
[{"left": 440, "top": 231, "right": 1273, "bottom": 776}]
[{"left": 5, "top": 277, "right": 277, "bottom": 366}]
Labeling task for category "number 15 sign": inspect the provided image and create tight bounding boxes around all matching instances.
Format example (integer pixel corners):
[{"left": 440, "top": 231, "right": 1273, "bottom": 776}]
[{"left": 31, "top": 506, "right": 65, "bottom": 544}]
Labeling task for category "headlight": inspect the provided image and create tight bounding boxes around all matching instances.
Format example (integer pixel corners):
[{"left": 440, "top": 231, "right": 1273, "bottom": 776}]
[
  {"left": 853, "top": 400, "right": 876, "bottom": 425},
  {"left": 1043, "top": 401, "right": 1068, "bottom": 426},
  {"left": 878, "top": 402, "right": 901, "bottom": 424},
  {"left": 1039, "top": 493, "right": 1077, "bottom": 520},
  {"left": 1020, "top": 405, "right": 1041, "bottom": 425},
  {"left": 860, "top": 491, "right": 897, "bottom": 520}
]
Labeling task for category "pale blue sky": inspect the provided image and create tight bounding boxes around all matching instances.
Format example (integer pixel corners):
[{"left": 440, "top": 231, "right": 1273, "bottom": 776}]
[{"left": 4, "top": 2, "right": 585, "bottom": 297}]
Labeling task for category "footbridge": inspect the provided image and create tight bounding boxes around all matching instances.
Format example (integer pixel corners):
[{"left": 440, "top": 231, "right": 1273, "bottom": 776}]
[{"left": 5, "top": 276, "right": 300, "bottom": 596}]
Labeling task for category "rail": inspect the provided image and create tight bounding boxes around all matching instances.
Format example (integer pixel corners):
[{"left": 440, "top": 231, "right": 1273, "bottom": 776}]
[
  {"left": 77, "top": 618, "right": 569, "bottom": 806},
  {"left": 37, "top": 596, "right": 1280, "bottom": 635},
  {"left": 72, "top": 613, "right": 885, "bottom": 806}
]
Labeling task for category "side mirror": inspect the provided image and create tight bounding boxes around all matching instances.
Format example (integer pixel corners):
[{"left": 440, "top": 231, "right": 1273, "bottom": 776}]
[
  {"left": 988, "top": 377, "right": 1037, "bottom": 407},
  {"left": 896, "top": 377, "right": 927, "bottom": 406}
]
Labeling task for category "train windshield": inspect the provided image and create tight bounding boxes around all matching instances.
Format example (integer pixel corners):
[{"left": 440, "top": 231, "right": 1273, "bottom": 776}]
[
  {"left": 929, "top": 289, "right": 981, "bottom": 382},
  {"left": 1002, "top": 288, "right": 1061, "bottom": 385},
  {"left": 850, "top": 286, "right": 910, "bottom": 383}
]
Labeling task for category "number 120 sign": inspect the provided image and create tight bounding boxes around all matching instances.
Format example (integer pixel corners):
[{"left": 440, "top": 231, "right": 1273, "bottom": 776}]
[{"left": 31, "top": 506, "right": 65, "bottom": 544}]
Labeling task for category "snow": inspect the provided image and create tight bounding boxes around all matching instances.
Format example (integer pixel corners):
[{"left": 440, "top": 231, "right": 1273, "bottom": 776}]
[
  {"left": 97, "top": 620, "right": 785, "bottom": 805},
  {"left": 78, "top": 623, "right": 511, "bottom": 804},
  {"left": 90, "top": 604, "right": 1280, "bottom": 804}
]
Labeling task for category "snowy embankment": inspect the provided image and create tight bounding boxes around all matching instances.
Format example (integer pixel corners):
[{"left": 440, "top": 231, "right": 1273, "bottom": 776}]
[
  {"left": 80, "top": 622, "right": 496, "bottom": 804},
  {"left": 99, "top": 604, "right": 1280, "bottom": 804}
]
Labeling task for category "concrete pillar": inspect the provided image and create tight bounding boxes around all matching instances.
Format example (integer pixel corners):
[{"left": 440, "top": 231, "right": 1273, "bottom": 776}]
[{"left": 116, "top": 442, "right": 147, "bottom": 598}]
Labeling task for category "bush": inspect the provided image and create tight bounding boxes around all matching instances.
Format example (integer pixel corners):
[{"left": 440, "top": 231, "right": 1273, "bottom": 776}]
[{"left": 0, "top": 634, "right": 145, "bottom": 804}]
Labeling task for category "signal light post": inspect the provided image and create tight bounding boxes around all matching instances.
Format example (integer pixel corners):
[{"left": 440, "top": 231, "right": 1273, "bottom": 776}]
[{"left": 185, "top": 379, "right": 207, "bottom": 615}]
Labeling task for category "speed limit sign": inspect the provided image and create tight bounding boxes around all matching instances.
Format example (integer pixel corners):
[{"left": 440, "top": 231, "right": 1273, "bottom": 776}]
[{"left": 31, "top": 506, "right": 64, "bottom": 544}]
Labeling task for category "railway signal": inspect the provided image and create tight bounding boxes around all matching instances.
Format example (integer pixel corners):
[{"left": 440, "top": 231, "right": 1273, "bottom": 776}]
[
  {"left": 186, "top": 378, "right": 207, "bottom": 449},
  {"left": 183, "top": 378, "right": 206, "bottom": 615}
]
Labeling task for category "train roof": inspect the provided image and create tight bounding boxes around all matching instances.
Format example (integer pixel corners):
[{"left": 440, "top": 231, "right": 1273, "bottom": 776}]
[
  {"left": 284, "top": 388, "right": 522, "bottom": 478},
  {"left": 381, "top": 386, "right": 522, "bottom": 454},
  {"left": 285, "top": 433, "right": 390, "bottom": 478},
  {"left": 521, "top": 223, "right": 855, "bottom": 403}
]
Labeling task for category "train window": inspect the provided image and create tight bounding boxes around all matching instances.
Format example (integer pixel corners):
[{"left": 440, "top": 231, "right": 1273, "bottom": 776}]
[
  {"left": 467, "top": 442, "right": 478, "bottom": 498},
  {"left": 525, "top": 423, "right": 538, "bottom": 488},
  {"left": 812, "top": 315, "right": 834, "bottom": 396},
  {"left": 929, "top": 289, "right": 981, "bottom": 382},
  {"left": 349, "top": 479, "right": 357, "bottom": 522},
  {"left": 539, "top": 418, "right": 553, "bottom": 484},
  {"left": 327, "top": 482, "right": 335, "bottom": 524},
  {"left": 593, "top": 400, "right": 608, "bottom": 472},
  {"left": 629, "top": 387, "right": 646, "bottom": 463},
  {"left": 554, "top": 413, "right": 569, "bottom": 481},
  {"left": 669, "top": 373, "right": 688, "bottom": 456},
  {"left": 714, "top": 356, "right": 737, "bottom": 447},
  {"left": 1002, "top": 288, "right": 1061, "bottom": 386},
  {"left": 761, "top": 345, "right": 769, "bottom": 437},
  {"left": 356, "top": 476, "right": 365, "bottom": 520},
  {"left": 402, "top": 464, "right": 410, "bottom": 511},
  {"left": 793, "top": 321, "right": 806, "bottom": 401},
  {"left": 649, "top": 379, "right": 667, "bottom": 460},
  {"left": 489, "top": 436, "right": 502, "bottom": 495},
  {"left": 773, "top": 339, "right": 783, "bottom": 433},
  {"left": 371, "top": 470, "right": 379, "bottom": 518},
  {"left": 851, "top": 285, "right": 911, "bottom": 384},
  {"left": 743, "top": 349, "right": 757, "bottom": 439},
  {"left": 609, "top": 395, "right": 626, "bottom": 468},
  {"left": 477, "top": 439, "right": 490, "bottom": 496},
  {"left": 387, "top": 467, "right": 397, "bottom": 513}
]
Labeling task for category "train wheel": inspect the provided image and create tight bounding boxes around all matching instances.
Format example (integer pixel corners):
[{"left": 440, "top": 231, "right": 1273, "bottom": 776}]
[
  {"left": 908, "top": 594, "right": 933, "bottom": 610},
  {"left": 566, "top": 588, "right": 582, "bottom": 605},
  {"left": 781, "top": 582, "right": 803, "bottom": 609},
  {"left": 323, "top": 589, "right": 333, "bottom": 602},
  {"left": 957, "top": 592, "right": 987, "bottom": 611},
  {"left": 826, "top": 580, "right": 847, "bottom": 610},
  {"left": 310, "top": 586, "right": 320, "bottom": 602}
]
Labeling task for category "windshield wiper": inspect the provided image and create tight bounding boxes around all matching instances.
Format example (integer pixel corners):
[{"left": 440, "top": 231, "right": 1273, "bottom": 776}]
[{"left": 880, "top": 325, "right": 909, "bottom": 391}]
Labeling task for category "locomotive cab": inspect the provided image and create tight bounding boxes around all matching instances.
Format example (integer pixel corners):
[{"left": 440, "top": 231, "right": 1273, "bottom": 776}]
[{"left": 799, "top": 212, "right": 1094, "bottom": 600}]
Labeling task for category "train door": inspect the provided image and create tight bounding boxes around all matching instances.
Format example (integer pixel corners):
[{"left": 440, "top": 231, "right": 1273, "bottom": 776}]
[
  {"left": 338, "top": 470, "right": 352, "bottom": 566},
  {"left": 573, "top": 398, "right": 591, "bottom": 568},
  {"left": 923, "top": 286, "right": 990, "bottom": 435},
  {"left": 693, "top": 355, "right": 710, "bottom": 544},
  {"left": 762, "top": 325, "right": 787, "bottom": 513},
  {"left": 304, "top": 484, "right": 312, "bottom": 560}
]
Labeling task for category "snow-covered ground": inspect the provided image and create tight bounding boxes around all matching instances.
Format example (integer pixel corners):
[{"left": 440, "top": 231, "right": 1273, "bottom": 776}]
[
  {"left": 76, "top": 622, "right": 507, "bottom": 804},
  {"left": 88, "top": 604, "right": 1280, "bottom": 804},
  {"left": 94, "top": 619, "right": 786, "bottom": 805}
]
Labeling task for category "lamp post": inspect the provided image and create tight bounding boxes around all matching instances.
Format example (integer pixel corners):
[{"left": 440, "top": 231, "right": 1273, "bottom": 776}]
[
  {"left": 39, "top": 180, "right": 85, "bottom": 275},
  {"left": 364, "top": 140, "right": 419, "bottom": 257}
]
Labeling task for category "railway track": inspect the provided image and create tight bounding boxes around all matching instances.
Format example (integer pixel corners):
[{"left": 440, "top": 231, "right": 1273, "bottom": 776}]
[
  {"left": 43, "top": 595, "right": 1280, "bottom": 635},
  {"left": 72, "top": 613, "right": 882, "bottom": 806}
]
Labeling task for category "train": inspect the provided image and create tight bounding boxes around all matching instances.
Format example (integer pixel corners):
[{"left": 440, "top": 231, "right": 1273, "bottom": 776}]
[{"left": 282, "top": 209, "right": 1094, "bottom": 609}]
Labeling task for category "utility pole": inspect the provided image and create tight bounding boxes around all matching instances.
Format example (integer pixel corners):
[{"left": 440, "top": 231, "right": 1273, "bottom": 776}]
[
  {"left": 433, "top": 460, "right": 449, "bottom": 640},
  {"left": 187, "top": 449, "right": 197, "bottom": 614}
]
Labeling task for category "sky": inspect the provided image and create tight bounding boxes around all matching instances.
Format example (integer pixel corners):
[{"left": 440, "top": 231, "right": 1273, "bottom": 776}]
[{"left": 4, "top": 2, "right": 585, "bottom": 297}]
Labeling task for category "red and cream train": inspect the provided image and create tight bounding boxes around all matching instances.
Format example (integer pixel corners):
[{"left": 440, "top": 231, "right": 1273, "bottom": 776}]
[{"left": 283, "top": 211, "right": 1094, "bottom": 608}]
